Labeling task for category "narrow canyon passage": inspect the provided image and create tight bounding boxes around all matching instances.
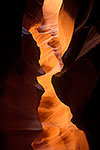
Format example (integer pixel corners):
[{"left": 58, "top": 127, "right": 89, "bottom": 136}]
[{"left": 29, "top": 0, "right": 89, "bottom": 149}]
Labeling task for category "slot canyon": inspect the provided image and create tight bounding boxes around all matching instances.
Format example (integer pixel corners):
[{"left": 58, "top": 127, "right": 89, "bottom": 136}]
[{"left": 0, "top": 0, "right": 100, "bottom": 150}]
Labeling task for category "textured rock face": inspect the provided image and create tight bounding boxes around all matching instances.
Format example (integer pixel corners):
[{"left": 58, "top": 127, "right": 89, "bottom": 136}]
[
  {"left": 28, "top": 0, "right": 89, "bottom": 150},
  {"left": 0, "top": 34, "right": 43, "bottom": 129},
  {"left": 0, "top": 0, "right": 91, "bottom": 149},
  {"left": 23, "top": 0, "right": 44, "bottom": 29}
]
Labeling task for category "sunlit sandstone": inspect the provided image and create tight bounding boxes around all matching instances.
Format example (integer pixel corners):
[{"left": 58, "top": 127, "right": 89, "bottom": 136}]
[{"left": 29, "top": 0, "right": 89, "bottom": 149}]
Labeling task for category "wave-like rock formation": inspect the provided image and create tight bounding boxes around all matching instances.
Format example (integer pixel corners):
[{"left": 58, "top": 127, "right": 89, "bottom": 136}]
[{"left": 28, "top": 0, "right": 89, "bottom": 149}]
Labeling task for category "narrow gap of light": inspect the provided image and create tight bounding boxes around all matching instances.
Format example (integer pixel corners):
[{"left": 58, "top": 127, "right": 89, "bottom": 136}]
[{"left": 29, "top": 0, "right": 89, "bottom": 149}]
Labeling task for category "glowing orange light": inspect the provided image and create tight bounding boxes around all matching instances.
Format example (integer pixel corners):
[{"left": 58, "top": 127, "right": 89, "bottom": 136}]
[{"left": 29, "top": 0, "right": 89, "bottom": 149}]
